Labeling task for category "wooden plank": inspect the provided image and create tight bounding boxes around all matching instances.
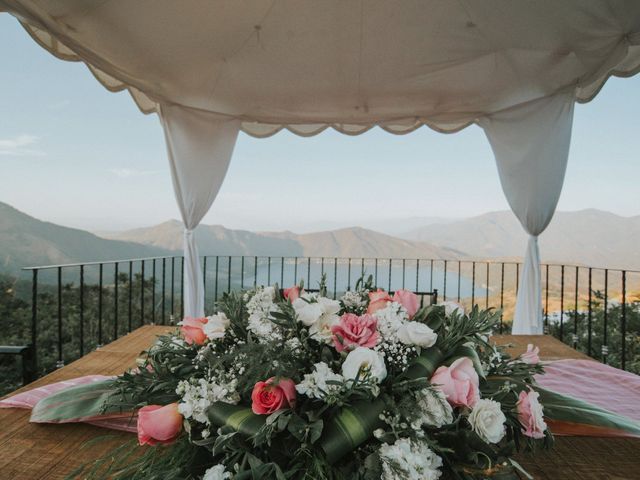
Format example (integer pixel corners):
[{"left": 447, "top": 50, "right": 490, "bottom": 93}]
[
  {"left": 0, "top": 328, "right": 636, "bottom": 479},
  {"left": 0, "top": 326, "right": 170, "bottom": 480},
  {"left": 493, "top": 334, "right": 593, "bottom": 361}
]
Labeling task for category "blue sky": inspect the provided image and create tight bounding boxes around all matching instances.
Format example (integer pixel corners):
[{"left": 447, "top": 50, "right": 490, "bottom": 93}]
[{"left": 1, "top": 13, "right": 639, "bottom": 233}]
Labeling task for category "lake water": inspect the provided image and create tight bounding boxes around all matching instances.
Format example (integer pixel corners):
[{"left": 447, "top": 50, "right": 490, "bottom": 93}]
[{"left": 203, "top": 257, "right": 486, "bottom": 303}]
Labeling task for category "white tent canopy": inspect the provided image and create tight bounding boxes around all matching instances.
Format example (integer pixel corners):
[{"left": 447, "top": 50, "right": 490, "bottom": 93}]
[{"left": 2, "top": 0, "right": 640, "bottom": 332}]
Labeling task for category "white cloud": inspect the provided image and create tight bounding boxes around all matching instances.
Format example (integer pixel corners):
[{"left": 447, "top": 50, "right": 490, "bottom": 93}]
[
  {"left": 108, "top": 167, "right": 161, "bottom": 178},
  {"left": 0, "top": 134, "right": 44, "bottom": 156}
]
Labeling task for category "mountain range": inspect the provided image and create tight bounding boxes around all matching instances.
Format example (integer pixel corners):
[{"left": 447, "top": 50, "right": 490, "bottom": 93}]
[
  {"left": 0, "top": 202, "right": 171, "bottom": 275},
  {"left": 101, "top": 210, "right": 640, "bottom": 270},
  {"left": 1, "top": 200, "right": 639, "bottom": 275},
  {"left": 100, "top": 220, "right": 466, "bottom": 260},
  {"left": 402, "top": 209, "right": 640, "bottom": 270}
]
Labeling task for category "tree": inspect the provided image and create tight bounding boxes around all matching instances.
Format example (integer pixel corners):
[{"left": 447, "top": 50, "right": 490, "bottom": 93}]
[{"left": 548, "top": 290, "right": 640, "bottom": 374}]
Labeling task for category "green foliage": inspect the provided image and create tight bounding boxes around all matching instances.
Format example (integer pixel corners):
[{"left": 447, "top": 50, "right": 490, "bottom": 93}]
[
  {"left": 0, "top": 272, "right": 181, "bottom": 396},
  {"left": 67, "top": 437, "right": 208, "bottom": 480},
  {"left": 0, "top": 275, "right": 31, "bottom": 394},
  {"left": 111, "top": 332, "right": 189, "bottom": 409},
  {"left": 436, "top": 305, "right": 501, "bottom": 352},
  {"left": 216, "top": 290, "right": 248, "bottom": 339}
]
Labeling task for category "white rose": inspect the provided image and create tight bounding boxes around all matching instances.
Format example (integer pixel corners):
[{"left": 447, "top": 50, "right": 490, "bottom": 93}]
[
  {"left": 468, "top": 398, "right": 506, "bottom": 444},
  {"left": 202, "top": 464, "right": 231, "bottom": 480},
  {"left": 309, "top": 313, "right": 340, "bottom": 343},
  {"left": 202, "top": 312, "right": 230, "bottom": 340},
  {"left": 292, "top": 298, "right": 325, "bottom": 326},
  {"left": 318, "top": 296, "right": 341, "bottom": 315},
  {"left": 341, "top": 347, "right": 387, "bottom": 384},
  {"left": 397, "top": 321, "right": 438, "bottom": 348},
  {"left": 440, "top": 300, "right": 465, "bottom": 317}
]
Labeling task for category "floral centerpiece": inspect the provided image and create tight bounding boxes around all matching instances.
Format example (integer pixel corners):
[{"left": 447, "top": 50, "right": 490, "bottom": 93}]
[{"left": 28, "top": 276, "right": 640, "bottom": 479}]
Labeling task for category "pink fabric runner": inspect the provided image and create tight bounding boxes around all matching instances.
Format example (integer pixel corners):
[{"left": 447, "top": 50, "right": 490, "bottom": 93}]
[
  {"left": 0, "top": 375, "right": 137, "bottom": 433},
  {"left": 535, "top": 359, "right": 640, "bottom": 423},
  {"left": 1, "top": 360, "right": 638, "bottom": 435}
]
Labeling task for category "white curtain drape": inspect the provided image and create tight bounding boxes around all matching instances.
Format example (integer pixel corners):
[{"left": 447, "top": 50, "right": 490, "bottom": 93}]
[
  {"left": 479, "top": 92, "right": 575, "bottom": 334},
  {"left": 159, "top": 104, "right": 240, "bottom": 318}
]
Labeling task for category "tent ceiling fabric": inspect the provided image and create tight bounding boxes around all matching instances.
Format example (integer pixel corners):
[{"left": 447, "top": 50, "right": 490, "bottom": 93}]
[{"left": 2, "top": 0, "right": 640, "bottom": 137}]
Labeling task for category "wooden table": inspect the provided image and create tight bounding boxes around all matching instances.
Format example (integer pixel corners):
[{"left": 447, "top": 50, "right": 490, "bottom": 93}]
[
  {"left": 0, "top": 327, "right": 638, "bottom": 479},
  {"left": 0, "top": 326, "right": 174, "bottom": 480}
]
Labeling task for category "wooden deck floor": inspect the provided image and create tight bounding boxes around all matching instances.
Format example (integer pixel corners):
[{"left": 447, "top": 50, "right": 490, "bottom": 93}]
[{"left": 0, "top": 326, "right": 637, "bottom": 479}]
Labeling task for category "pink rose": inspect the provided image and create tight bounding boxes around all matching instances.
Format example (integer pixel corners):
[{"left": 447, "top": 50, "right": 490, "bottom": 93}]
[
  {"left": 331, "top": 313, "right": 379, "bottom": 352},
  {"left": 251, "top": 377, "right": 297, "bottom": 415},
  {"left": 517, "top": 390, "right": 547, "bottom": 439},
  {"left": 283, "top": 286, "right": 301, "bottom": 302},
  {"left": 430, "top": 357, "right": 480, "bottom": 408},
  {"left": 392, "top": 289, "right": 420, "bottom": 318},
  {"left": 180, "top": 317, "right": 208, "bottom": 345},
  {"left": 131, "top": 363, "right": 154, "bottom": 375},
  {"left": 367, "top": 289, "right": 392, "bottom": 315},
  {"left": 521, "top": 344, "right": 540, "bottom": 364},
  {"left": 137, "top": 403, "right": 182, "bottom": 446}
]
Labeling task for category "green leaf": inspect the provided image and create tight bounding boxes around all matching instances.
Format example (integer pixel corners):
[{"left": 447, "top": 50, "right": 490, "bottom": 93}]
[
  {"left": 363, "top": 452, "right": 382, "bottom": 480},
  {"left": 308, "top": 419, "right": 324, "bottom": 444},
  {"left": 31, "top": 379, "right": 126, "bottom": 423},
  {"left": 424, "top": 305, "right": 446, "bottom": 330},
  {"left": 247, "top": 453, "right": 263, "bottom": 471},
  {"left": 277, "top": 412, "right": 291, "bottom": 431},
  {"left": 266, "top": 409, "right": 287, "bottom": 426},
  {"left": 321, "top": 346, "right": 335, "bottom": 364},
  {"left": 508, "top": 459, "right": 534, "bottom": 480},
  {"left": 437, "top": 429, "right": 497, "bottom": 466},
  {"left": 287, "top": 414, "right": 308, "bottom": 442},
  {"left": 212, "top": 431, "right": 238, "bottom": 456},
  {"left": 270, "top": 311, "right": 291, "bottom": 321},
  {"left": 536, "top": 386, "right": 640, "bottom": 436}
]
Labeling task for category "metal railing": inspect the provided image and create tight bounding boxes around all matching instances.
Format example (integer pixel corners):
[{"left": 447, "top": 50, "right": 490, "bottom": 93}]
[
  {"left": 6, "top": 256, "right": 639, "bottom": 385},
  {"left": 540, "top": 264, "right": 639, "bottom": 371},
  {"left": 23, "top": 256, "right": 185, "bottom": 372}
]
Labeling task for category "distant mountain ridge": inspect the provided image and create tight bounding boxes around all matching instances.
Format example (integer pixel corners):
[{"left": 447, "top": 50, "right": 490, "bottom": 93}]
[
  {"left": 2, "top": 200, "right": 639, "bottom": 275},
  {"left": 403, "top": 209, "right": 640, "bottom": 270},
  {"left": 0, "top": 201, "right": 172, "bottom": 275},
  {"left": 101, "top": 220, "right": 467, "bottom": 260}
]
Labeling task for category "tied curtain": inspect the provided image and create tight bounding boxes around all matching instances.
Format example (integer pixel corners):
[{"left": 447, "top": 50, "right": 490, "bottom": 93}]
[
  {"left": 158, "top": 93, "right": 576, "bottom": 326},
  {"left": 480, "top": 92, "right": 575, "bottom": 334},
  {"left": 159, "top": 104, "right": 240, "bottom": 318}
]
